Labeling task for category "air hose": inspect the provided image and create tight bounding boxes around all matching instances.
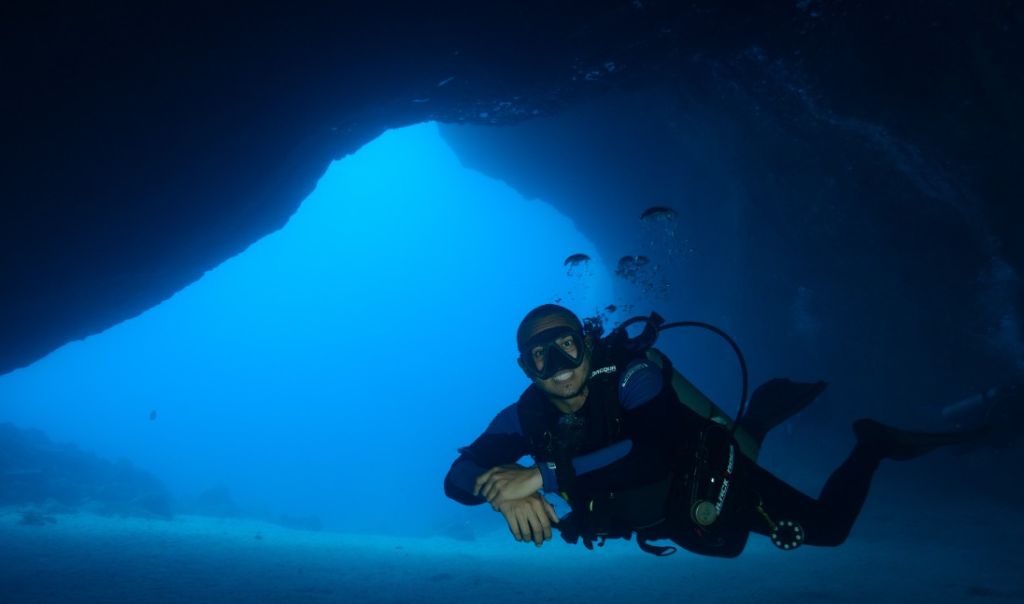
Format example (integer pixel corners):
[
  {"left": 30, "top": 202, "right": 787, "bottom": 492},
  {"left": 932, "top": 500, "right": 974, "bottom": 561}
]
[{"left": 608, "top": 312, "right": 750, "bottom": 432}]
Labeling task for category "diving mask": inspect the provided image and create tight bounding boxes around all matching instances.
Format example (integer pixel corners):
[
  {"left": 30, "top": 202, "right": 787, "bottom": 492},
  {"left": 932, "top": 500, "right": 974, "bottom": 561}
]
[{"left": 519, "top": 326, "right": 586, "bottom": 380}]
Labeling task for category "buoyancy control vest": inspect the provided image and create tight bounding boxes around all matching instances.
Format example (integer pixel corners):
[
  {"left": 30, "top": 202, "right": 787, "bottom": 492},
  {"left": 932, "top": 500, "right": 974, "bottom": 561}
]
[
  {"left": 515, "top": 339, "right": 757, "bottom": 556},
  {"left": 644, "top": 349, "right": 762, "bottom": 462},
  {"left": 515, "top": 343, "right": 631, "bottom": 505}
]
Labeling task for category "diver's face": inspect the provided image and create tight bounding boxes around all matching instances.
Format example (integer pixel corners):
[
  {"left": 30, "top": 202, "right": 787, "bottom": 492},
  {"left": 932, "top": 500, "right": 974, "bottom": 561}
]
[{"left": 519, "top": 315, "right": 591, "bottom": 399}]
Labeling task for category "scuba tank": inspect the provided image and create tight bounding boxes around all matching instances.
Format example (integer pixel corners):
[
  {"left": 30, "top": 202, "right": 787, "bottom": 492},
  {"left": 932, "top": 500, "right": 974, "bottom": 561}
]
[
  {"left": 600, "top": 311, "right": 760, "bottom": 459},
  {"left": 596, "top": 311, "right": 804, "bottom": 555}
]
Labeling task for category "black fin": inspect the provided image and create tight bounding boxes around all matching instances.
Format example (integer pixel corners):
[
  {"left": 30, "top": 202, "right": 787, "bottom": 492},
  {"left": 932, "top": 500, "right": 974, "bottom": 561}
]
[
  {"left": 853, "top": 418, "right": 990, "bottom": 461},
  {"left": 739, "top": 379, "right": 827, "bottom": 444}
]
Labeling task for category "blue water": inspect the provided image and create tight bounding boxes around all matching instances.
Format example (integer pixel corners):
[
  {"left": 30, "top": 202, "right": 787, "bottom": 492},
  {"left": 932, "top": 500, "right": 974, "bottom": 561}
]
[
  {"left": 0, "top": 123, "right": 613, "bottom": 536},
  {"left": 2, "top": 123, "right": 1021, "bottom": 604}
]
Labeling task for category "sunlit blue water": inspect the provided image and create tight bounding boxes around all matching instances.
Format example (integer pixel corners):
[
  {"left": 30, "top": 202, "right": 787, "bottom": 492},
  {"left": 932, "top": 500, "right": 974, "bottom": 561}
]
[{"left": 0, "top": 123, "right": 613, "bottom": 535}]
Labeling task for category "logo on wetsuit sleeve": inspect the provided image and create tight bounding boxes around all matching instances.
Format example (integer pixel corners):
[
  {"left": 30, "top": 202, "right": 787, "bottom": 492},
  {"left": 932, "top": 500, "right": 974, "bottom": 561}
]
[{"left": 619, "top": 362, "right": 649, "bottom": 389}]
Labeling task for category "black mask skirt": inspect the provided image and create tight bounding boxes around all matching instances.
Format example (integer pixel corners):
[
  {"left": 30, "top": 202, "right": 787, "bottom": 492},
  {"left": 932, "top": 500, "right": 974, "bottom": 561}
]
[{"left": 520, "top": 326, "right": 585, "bottom": 380}]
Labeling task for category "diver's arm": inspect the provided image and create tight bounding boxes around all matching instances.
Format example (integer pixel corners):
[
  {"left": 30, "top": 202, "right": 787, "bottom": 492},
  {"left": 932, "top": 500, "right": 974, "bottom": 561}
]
[
  {"left": 444, "top": 404, "right": 531, "bottom": 506},
  {"left": 449, "top": 361, "right": 676, "bottom": 501},
  {"left": 474, "top": 463, "right": 544, "bottom": 505}
]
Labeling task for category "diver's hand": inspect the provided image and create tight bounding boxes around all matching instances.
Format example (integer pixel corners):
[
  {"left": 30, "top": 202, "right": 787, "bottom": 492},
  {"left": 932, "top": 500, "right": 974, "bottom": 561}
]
[
  {"left": 474, "top": 464, "right": 544, "bottom": 506},
  {"left": 493, "top": 493, "right": 560, "bottom": 547}
]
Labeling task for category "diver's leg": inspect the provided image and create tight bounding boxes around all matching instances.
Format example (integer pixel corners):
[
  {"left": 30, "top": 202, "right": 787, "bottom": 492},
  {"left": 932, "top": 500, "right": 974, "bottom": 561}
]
[
  {"left": 745, "top": 443, "right": 880, "bottom": 547},
  {"left": 852, "top": 419, "right": 989, "bottom": 460},
  {"left": 747, "top": 420, "right": 986, "bottom": 547}
]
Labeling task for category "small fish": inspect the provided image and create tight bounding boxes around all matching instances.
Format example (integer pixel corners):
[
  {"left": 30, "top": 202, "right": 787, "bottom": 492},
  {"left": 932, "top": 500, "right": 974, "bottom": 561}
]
[
  {"left": 564, "top": 253, "right": 591, "bottom": 267},
  {"left": 604, "top": 304, "right": 617, "bottom": 313},
  {"left": 640, "top": 206, "right": 677, "bottom": 221},
  {"left": 149, "top": 410, "right": 157, "bottom": 421}
]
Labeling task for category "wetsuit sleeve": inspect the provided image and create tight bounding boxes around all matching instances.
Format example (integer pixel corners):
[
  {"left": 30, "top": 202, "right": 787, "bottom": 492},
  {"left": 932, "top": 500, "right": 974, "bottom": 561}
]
[
  {"left": 443, "top": 404, "right": 531, "bottom": 506},
  {"left": 446, "top": 360, "right": 682, "bottom": 502}
]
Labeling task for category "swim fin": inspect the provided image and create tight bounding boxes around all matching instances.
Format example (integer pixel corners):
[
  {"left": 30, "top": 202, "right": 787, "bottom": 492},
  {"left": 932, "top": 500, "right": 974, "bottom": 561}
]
[
  {"left": 853, "top": 418, "right": 990, "bottom": 461},
  {"left": 739, "top": 378, "right": 828, "bottom": 445}
]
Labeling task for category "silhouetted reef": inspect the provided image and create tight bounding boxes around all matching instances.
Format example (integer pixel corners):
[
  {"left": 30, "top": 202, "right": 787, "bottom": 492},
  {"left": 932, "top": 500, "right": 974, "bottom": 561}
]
[{"left": 0, "top": 423, "right": 173, "bottom": 519}]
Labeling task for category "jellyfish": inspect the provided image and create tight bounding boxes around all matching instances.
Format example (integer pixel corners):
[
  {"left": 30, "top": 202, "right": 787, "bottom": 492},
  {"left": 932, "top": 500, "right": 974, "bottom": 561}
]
[
  {"left": 564, "top": 253, "right": 591, "bottom": 267},
  {"left": 640, "top": 206, "right": 677, "bottom": 221},
  {"left": 564, "top": 253, "right": 592, "bottom": 279},
  {"left": 615, "top": 255, "right": 650, "bottom": 279},
  {"left": 615, "top": 255, "right": 669, "bottom": 297},
  {"left": 640, "top": 205, "right": 688, "bottom": 264}
]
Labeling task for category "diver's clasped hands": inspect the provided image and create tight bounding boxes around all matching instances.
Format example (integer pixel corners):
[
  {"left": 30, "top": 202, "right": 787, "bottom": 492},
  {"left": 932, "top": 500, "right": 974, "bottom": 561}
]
[
  {"left": 493, "top": 493, "right": 560, "bottom": 547},
  {"left": 474, "top": 463, "right": 544, "bottom": 506},
  {"left": 475, "top": 463, "right": 559, "bottom": 546}
]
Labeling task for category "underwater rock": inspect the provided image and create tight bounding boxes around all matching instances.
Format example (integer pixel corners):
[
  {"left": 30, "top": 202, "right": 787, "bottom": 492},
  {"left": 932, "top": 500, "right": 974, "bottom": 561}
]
[
  {"left": 0, "top": 423, "right": 174, "bottom": 519},
  {"left": 0, "top": 3, "right": 703, "bottom": 376}
]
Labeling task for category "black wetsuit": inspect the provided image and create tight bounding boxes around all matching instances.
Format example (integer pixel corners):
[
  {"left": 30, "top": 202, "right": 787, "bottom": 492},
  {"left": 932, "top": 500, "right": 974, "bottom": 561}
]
[{"left": 444, "top": 353, "right": 883, "bottom": 556}]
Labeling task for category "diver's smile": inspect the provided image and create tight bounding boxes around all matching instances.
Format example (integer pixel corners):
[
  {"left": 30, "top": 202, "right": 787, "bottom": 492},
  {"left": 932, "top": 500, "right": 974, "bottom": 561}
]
[{"left": 551, "top": 369, "right": 575, "bottom": 383}]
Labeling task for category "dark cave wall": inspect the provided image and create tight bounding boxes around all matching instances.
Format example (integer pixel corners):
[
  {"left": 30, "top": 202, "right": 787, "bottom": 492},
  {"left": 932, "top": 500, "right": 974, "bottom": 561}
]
[
  {"left": 439, "top": 58, "right": 1019, "bottom": 428},
  {"left": 1, "top": 1, "right": 1021, "bottom": 382},
  {"left": 1, "top": 2, "right": 674, "bottom": 375}
]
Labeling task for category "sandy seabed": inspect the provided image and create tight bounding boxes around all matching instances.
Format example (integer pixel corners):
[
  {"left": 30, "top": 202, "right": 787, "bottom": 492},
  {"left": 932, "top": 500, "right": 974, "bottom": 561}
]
[{"left": 1, "top": 497, "right": 1022, "bottom": 604}]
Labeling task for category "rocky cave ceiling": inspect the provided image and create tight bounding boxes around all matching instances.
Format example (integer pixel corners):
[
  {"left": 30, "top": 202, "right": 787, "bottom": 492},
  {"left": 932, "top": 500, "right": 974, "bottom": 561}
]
[{"left": 2, "top": 2, "right": 1022, "bottom": 399}]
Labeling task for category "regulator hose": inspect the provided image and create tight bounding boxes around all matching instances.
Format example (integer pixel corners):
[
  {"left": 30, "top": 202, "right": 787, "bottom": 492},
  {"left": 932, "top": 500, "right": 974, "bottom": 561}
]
[{"left": 611, "top": 314, "right": 750, "bottom": 431}]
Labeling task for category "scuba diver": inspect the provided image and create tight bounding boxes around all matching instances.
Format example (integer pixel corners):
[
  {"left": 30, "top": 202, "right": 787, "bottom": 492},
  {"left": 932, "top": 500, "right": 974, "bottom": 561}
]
[{"left": 443, "top": 304, "right": 986, "bottom": 557}]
